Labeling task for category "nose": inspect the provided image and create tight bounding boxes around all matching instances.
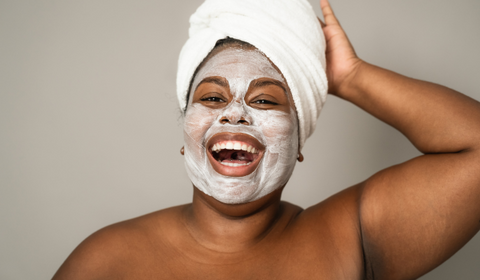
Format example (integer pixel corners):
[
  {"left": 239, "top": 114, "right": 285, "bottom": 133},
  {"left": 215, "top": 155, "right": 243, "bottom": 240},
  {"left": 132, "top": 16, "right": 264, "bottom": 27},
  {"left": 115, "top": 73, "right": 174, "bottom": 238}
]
[
  {"left": 219, "top": 100, "right": 253, "bottom": 125},
  {"left": 219, "top": 98, "right": 252, "bottom": 125}
]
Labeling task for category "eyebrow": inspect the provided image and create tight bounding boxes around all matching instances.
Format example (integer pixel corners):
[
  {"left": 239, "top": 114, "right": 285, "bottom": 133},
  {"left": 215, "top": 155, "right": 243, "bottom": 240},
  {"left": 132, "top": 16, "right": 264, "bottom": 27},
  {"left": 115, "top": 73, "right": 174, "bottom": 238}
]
[
  {"left": 249, "top": 79, "right": 287, "bottom": 93},
  {"left": 195, "top": 77, "right": 229, "bottom": 91}
]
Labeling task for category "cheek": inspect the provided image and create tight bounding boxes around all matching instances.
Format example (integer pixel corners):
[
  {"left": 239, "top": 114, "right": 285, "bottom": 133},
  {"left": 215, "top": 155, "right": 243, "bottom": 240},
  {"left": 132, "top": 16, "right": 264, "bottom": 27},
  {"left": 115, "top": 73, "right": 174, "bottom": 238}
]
[
  {"left": 253, "top": 110, "right": 298, "bottom": 145},
  {"left": 184, "top": 104, "right": 218, "bottom": 143},
  {"left": 263, "top": 116, "right": 296, "bottom": 138}
]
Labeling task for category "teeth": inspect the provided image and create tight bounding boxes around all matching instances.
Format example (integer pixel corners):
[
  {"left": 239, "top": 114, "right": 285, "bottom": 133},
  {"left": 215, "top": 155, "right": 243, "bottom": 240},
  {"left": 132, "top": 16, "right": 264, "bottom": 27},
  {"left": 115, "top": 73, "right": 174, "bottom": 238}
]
[
  {"left": 220, "top": 161, "right": 252, "bottom": 167},
  {"left": 210, "top": 141, "right": 259, "bottom": 153}
]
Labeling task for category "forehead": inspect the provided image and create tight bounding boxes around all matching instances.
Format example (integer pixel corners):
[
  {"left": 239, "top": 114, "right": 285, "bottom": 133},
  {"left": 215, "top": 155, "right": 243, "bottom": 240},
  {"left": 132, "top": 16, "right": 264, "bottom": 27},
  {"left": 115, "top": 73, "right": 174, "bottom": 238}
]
[{"left": 194, "top": 47, "right": 285, "bottom": 83}]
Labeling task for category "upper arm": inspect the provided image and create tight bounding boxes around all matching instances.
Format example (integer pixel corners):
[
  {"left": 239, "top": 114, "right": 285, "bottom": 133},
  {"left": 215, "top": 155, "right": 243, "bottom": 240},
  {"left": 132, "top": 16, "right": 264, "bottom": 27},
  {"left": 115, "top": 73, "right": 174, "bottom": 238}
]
[{"left": 360, "top": 151, "right": 480, "bottom": 279}]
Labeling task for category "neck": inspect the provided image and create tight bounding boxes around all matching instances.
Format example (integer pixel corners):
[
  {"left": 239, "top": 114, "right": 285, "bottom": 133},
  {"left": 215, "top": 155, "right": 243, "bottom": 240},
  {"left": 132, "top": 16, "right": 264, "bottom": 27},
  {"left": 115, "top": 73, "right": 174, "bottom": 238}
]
[{"left": 184, "top": 187, "right": 284, "bottom": 252}]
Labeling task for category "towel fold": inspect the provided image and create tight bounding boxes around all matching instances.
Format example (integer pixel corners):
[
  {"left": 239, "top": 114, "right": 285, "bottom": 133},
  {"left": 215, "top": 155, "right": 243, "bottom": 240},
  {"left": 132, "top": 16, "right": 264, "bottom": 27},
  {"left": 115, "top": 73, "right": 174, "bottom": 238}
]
[{"left": 177, "top": 0, "right": 328, "bottom": 149}]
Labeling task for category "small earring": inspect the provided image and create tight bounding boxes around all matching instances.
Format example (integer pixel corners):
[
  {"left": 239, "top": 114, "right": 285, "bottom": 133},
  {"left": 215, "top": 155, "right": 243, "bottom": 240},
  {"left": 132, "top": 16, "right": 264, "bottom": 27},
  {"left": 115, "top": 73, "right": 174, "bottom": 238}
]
[
  {"left": 297, "top": 152, "right": 304, "bottom": 162},
  {"left": 180, "top": 146, "right": 184, "bottom": 155}
]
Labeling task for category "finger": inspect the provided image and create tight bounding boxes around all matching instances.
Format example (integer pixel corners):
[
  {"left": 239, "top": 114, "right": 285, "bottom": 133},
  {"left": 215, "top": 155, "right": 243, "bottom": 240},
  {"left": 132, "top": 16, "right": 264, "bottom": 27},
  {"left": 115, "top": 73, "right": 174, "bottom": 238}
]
[
  {"left": 317, "top": 17, "right": 326, "bottom": 28},
  {"left": 320, "top": 0, "right": 340, "bottom": 26}
]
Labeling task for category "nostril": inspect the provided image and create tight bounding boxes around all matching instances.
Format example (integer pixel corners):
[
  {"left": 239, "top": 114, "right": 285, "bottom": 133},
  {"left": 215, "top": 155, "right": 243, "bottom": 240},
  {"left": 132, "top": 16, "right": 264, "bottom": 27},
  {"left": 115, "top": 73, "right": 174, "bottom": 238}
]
[
  {"left": 238, "top": 118, "right": 249, "bottom": 125},
  {"left": 220, "top": 117, "right": 229, "bottom": 124}
]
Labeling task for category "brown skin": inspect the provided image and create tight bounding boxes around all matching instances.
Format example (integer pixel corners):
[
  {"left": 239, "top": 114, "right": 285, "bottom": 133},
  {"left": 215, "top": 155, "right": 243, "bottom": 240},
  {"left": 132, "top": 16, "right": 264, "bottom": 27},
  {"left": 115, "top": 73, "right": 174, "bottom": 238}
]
[{"left": 53, "top": 0, "right": 480, "bottom": 279}]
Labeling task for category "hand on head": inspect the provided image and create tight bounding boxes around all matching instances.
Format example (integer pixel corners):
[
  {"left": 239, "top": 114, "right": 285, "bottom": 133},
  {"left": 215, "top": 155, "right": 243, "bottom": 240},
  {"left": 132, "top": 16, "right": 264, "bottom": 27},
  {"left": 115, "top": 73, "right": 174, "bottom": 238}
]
[{"left": 319, "top": 0, "right": 362, "bottom": 96}]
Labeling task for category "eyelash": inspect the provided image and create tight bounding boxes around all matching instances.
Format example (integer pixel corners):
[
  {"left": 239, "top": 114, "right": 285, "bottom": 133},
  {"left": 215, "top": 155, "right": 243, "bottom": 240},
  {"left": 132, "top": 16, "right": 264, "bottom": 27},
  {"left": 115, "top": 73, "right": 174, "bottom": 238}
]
[
  {"left": 253, "top": 99, "right": 278, "bottom": 105},
  {"left": 201, "top": 96, "right": 225, "bottom": 102},
  {"left": 200, "top": 96, "right": 277, "bottom": 105}
]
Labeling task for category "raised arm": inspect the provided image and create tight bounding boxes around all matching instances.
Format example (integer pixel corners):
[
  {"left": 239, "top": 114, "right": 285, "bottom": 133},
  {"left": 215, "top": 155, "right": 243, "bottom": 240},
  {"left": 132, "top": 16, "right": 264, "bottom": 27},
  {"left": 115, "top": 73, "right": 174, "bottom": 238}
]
[{"left": 319, "top": 0, "right": 480, "bottom": 278}]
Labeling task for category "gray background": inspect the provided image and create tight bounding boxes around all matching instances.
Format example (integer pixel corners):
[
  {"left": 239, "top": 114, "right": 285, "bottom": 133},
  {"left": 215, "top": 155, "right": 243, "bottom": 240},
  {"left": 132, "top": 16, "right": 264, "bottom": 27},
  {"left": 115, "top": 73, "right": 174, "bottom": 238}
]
[{"left": 1, "top": 0, "right": 479, "bottom": 279}]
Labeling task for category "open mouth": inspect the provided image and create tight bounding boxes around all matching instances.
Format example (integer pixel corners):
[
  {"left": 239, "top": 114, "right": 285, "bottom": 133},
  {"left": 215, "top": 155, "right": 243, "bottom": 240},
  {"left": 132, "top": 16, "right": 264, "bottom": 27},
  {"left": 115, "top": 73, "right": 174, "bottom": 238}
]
[
  {"left": 211, "top": 141, "right": 260, "bottom": 167},
  {"left": 206, "top": 133, "right": 265, "bottom": 177}
]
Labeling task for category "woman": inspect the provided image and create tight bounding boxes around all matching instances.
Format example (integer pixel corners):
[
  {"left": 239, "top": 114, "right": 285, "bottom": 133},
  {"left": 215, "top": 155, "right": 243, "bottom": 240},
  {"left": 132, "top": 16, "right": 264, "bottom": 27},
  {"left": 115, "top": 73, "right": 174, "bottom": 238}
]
[{"left": 53, "top": 0, "right": 480, "bottom": 279}]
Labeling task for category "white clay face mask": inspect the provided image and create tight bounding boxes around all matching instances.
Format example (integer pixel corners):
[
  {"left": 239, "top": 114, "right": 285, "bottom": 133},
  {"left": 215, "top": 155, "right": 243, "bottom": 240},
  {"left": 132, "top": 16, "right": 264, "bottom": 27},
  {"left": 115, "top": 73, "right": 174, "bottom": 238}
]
[{"left": 183, "top": 47, "right": 299, "bottom": 204}]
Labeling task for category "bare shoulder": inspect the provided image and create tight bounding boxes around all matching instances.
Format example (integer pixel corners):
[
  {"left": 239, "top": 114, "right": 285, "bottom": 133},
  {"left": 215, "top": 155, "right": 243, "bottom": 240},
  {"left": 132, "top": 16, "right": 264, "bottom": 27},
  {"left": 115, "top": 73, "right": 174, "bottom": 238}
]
[
  {"left": 52, "top": 204, "right": 188, "bottom": 280},
  {"left": 298, "top": 183, "right": 363, "bottom": 231},
  {"left": 289, "top": 184, "right": 365, "bottom": 278}
]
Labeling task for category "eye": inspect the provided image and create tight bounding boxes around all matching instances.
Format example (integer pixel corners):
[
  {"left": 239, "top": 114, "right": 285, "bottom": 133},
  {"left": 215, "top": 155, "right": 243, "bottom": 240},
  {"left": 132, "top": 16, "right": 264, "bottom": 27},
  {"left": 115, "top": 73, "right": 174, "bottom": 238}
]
[
  {"left": 252, "top": 99, "right": 278, "bottom": 105},
  {"left": 201, "top": 96, "right": 226, "bottom": 102}
]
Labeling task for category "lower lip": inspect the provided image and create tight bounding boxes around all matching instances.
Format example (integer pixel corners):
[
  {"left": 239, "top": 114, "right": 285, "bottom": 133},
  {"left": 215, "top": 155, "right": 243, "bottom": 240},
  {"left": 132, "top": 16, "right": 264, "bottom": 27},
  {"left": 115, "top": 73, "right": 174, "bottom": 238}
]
[{"left": 207, "top": 150, "right": 263, "bottom": 177}]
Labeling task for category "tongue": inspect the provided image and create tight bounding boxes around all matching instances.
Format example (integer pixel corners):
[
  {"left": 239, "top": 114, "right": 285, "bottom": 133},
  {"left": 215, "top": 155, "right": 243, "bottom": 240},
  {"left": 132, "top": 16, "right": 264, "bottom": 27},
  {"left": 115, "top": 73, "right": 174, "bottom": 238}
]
[{"left": 218, "top": 150, "right": 253, "bottom": 164}]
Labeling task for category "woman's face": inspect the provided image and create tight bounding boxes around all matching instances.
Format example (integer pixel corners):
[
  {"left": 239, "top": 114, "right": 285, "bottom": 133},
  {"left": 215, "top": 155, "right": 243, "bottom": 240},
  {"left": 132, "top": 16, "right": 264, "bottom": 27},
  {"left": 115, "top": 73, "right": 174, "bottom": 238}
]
[{"left": 183, "top": 46, "right": 299, "bottom": 204}]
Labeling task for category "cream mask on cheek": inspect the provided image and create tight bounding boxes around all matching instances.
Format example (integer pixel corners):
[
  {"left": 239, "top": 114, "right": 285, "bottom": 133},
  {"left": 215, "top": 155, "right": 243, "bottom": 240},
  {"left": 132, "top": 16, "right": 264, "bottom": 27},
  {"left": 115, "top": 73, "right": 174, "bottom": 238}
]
[{"left": 183, "top": 48, "right": 299, "bottom": 204}]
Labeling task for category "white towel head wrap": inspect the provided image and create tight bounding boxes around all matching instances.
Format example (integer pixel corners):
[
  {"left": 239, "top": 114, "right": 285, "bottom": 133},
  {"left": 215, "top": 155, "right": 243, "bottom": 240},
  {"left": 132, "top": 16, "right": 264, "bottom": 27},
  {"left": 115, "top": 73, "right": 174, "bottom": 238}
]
[{"left": 177, "top": 0, "right": 328, "bottom": 149}]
